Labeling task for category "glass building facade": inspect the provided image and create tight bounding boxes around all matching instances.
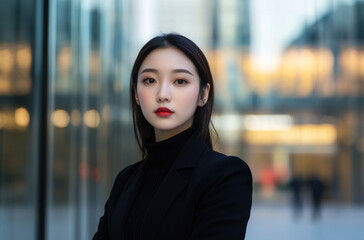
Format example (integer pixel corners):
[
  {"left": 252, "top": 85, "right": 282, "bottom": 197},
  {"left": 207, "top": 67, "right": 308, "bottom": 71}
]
[{"left": 1, "top": 0, "right": 364, "bottom": 239}]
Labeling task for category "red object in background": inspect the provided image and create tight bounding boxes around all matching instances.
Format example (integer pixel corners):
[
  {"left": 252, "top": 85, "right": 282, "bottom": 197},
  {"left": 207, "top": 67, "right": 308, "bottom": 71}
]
[
  {"left": 92, "top": 167, "right": 100, "bottom": 182},
  {"left": 259, "top": 167, "right": 276, "bottom": 186},
  {"left": 78, "top": 161, "right": 90, "bottom": 178}
]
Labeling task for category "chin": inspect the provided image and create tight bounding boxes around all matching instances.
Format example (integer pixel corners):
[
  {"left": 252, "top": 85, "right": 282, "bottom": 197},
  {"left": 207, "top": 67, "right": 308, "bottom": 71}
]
[{"left": 152, "top": 124, "right": 180, "bottom": 131}]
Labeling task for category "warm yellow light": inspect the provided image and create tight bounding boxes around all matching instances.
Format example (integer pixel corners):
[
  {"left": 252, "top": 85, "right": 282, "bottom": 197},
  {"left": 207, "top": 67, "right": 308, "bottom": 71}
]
[
  {"left": 84, "top": 109, "right": 100, "bottom": 128},
  {"left": 340, "top": 47, "right": 359, "bottom": 74},
  {"left": 359, "top": 51, "right": 364, "bottom": 78},
  {"left": 279, "top": 48, "right": 300, "bottom": 95},
  {"left": 0, "top": 75, "right": 11, "bottom": 95},
  {"left": 0, "top": 112, "right": 4, "bottom": 128},
  {"left": 277, "top": 47, "right": 335, "bottom": 97},
  {"left": 58, "top": 46, "right": 71, "bottom": 72},
  {"left": 16, "top": 44, "right": 32, "bottom": 70},
  {"left": 317, "top": 124, "right": 337, "bottom": 144},
  {"left": 317, "top": 48, "right": 334, "bottom": 78},
  {"left": 71, "top": 109, "right": 81, "bottom": 126},
  {"left": 52, "top": 109, "right": 70, "bottom": 128},
  {"left": 244, "top": 124, "right": 337, "bottom": 145},
  {"left": 0, "top": 47, "right": 14, "bottom": 74},
  {"left": 14, "top": 107, "right": 30, "bottom": 127},
  {"left": 297, "top": 48, "right": 315, "bottom": 96}
]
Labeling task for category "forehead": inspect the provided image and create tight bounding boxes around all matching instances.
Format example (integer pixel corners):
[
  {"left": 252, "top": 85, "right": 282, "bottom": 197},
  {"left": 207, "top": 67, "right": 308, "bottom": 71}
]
[{"left": 139, "top": 47, "right": 197, "bottom": 73}]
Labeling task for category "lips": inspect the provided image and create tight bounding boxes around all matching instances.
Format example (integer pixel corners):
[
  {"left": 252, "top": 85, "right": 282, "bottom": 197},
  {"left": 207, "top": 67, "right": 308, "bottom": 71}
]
[{"left": 155, "top": 107, "right": 174, "bottom": 117}]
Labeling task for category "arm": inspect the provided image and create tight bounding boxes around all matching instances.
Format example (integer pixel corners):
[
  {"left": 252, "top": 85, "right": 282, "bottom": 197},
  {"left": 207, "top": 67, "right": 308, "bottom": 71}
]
[
  {"left": 190, "top": 156, "right": 253, "bottom": 240},
  {"left": 93, "top": 164, "right": 135, "bottom": 240}
]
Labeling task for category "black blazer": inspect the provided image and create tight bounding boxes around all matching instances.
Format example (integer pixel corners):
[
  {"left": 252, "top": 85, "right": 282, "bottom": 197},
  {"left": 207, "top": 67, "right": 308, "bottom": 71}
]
[{"left": 93, "top": 131, "right": 252, "bottom": 240}]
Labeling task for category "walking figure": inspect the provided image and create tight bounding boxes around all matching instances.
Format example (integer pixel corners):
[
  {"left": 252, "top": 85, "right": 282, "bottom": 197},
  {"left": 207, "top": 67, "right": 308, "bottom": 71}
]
[
  {"left": 307, "top": 175, "right": 324, "bottom": 219},
  {"left": 289, "top": 175, "right": 303, "bottom": 218}
]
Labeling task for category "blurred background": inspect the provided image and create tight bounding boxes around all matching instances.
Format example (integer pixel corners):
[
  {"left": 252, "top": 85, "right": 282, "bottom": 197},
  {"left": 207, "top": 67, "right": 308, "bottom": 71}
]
[{"left": 1, "top": 0, "right": 364, "bottom": 239}]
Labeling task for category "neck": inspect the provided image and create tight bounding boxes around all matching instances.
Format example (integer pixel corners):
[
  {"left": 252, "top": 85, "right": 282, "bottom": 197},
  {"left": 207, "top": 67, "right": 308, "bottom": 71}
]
[{"left": 154, "top": 122, "right": 193, "bottom": 142}]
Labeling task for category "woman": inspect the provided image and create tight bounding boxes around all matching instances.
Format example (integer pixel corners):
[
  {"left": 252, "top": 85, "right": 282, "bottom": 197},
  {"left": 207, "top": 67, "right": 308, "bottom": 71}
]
[{"left": 93, "top": 33, "right": 252, "bottom": 240}]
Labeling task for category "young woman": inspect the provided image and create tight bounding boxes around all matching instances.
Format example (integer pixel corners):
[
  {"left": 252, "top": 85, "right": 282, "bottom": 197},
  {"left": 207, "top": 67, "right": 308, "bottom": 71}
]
[{"left": 93, "top": 33, "right": 252, "bottom": 240}]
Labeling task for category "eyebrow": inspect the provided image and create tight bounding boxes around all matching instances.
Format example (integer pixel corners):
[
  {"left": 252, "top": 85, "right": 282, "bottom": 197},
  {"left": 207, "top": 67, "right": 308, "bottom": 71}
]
[{"left": 140, "top": 68, "right": 194, "bottom": 76}]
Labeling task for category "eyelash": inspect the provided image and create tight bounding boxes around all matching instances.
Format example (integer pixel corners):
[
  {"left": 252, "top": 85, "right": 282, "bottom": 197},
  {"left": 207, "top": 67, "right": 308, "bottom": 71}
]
[
  {"left": 142, "top": 78, "right": 156, "bottom": 84},
  {"left": 174, "top": 79, "right": 188, "bottom": 85},
  {"left": 142, "top": 78, "right": 189, "bottom": 85}
]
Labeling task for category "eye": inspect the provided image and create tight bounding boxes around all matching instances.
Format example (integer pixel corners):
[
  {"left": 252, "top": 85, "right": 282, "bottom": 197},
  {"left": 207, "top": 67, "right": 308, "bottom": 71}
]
[
  {"left": 143, "top": 78, "right": 156, "bottom": 84},
  {"left": 174, "top": 79, "right": 188, "bottom": 85}
]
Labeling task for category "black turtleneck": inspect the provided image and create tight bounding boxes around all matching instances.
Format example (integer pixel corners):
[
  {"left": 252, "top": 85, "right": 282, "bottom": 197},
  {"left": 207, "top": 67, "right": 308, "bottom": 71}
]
[{"left": 125, "top": 127, "right": 196, "bottom": 240}]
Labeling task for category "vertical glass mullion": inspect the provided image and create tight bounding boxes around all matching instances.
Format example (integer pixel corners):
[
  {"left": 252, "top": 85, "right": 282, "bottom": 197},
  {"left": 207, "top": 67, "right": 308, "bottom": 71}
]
[
  {"left": 69, "top": 1, "right": 80, "bottom": 239},
  {"left": 36, "top": 0, "right": 49, "bottom": 238},
  {"left": 45, "top": 0, "right": 57, "bottom": 238},
  {"left": 77, "top": 1, "right": 91, "bottom": 239}
]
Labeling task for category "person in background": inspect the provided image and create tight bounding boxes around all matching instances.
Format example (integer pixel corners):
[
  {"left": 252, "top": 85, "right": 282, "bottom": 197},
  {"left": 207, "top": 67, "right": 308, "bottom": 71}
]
[
  {"left": 289, "top": 174, "right": 304, "bottom": 219},
  {"left": 307, "top": 174, "right": 325, "bottom": 220},
  {"left": 93, "top": 33, "right": 253, "bottom": 240}
]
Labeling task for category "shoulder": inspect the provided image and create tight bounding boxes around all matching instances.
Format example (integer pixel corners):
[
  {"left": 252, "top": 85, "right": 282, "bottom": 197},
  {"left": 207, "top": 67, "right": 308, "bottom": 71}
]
[
  {"left": 113, "top": 159, "right": 145, "bottom": 184},
  {"left": 201, "top": 148, "right": 251, "bottom": 174},
  {"left": 106, "top": 159, "right": 146, "bottom": 205},
  {"left": 195, "top": 148, "right": 253, "bottom": 187},
  {"left": 109, "top": 159, "right": 145, "bottom": 195}
]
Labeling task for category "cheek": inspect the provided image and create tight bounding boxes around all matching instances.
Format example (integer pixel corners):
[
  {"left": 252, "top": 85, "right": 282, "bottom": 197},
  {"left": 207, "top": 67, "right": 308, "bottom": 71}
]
[
  {"left": 137, "top": 87, "right": 153, "bottom": 105},
  {"left": 175, "top": 88, "right": 200, "bottom": 110},
  {"left": 137, "top": 88, "right": 154, "bottom": 121}
]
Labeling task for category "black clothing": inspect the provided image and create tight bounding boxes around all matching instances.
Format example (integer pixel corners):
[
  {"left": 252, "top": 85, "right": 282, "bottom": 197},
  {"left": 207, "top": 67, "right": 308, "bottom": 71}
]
[
  {"left": 125, "top": 127, "right": 195, "bottom": 239},
  {"left": 289, "top": 177, "right": 304, "bottom": 218},
  {"left": 93, "top": 129, "right": 252, "bottom": 240},
  {"left": 307, "top": 176, "right": 325, "bottom": 219}
]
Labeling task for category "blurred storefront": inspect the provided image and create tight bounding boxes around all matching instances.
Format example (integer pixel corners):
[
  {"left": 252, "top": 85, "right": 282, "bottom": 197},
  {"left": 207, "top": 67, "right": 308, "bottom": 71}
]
[
  {"left": 209, "top": 0, "right": 364, "bottom": 205},
  {"left": 1, "top": 0, "right": 364, "bottom": 239}
]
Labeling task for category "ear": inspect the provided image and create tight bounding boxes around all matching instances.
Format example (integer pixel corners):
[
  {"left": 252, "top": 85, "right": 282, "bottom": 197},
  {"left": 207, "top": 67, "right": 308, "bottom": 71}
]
[
  {"left": 134, "top": 86, "right": 140, "bottom": 105},
  {"left": 198, "top": 83, "right": 210, "bottom": 107}
]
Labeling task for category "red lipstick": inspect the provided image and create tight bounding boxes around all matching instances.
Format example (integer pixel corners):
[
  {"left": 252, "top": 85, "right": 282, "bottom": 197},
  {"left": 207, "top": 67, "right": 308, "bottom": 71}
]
[{"left": 155, "top": 107, "right": 174, "bottom": 117}]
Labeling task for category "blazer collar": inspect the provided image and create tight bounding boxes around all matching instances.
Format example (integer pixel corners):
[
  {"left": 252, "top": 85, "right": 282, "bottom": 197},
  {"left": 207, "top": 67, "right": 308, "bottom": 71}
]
[
  {"left": 174, "top": 130, "right": 208, "bottom": 169},
  {"left": 140, "top": 130, "right": 208, "bottom": 240}
]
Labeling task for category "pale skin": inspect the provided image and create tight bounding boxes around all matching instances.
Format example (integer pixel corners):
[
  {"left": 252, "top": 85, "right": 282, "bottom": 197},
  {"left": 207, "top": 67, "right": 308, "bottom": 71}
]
[{"left": 135, "top": 47, "right": 210, "bottom": 142}]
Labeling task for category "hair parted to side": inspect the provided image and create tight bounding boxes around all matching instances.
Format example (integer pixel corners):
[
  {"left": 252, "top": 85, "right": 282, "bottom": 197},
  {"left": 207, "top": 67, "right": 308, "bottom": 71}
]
[{"left": 130, "top": 33, "right": 216, "bottom": 158}]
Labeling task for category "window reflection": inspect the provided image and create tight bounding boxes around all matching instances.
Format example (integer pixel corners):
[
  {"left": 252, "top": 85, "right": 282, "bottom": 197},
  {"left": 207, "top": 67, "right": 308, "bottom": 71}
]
[
  {"left": 0, "top": 1, "right": 38, "bottom": 238},
  {"left": 51, "top": 109, "right": 70, "bottom": 128},
  {"left": 0, "top": 43, "right": 32, "bottom": 95}
]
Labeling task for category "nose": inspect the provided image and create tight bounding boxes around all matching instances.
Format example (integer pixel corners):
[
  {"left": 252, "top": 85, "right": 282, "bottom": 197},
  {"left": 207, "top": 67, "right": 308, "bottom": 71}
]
[{"left": 157, "top": 82, "right": 171, "bottom": 103}]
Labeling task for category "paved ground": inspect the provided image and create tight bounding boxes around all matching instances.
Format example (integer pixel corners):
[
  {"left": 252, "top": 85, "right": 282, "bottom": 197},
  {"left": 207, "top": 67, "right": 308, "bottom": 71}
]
[
  {"left": 246, "top": 203, "right": 364, "bottom": 240},
  {"left": 1, "top": 203, "right": 364, "bottom": 239}
]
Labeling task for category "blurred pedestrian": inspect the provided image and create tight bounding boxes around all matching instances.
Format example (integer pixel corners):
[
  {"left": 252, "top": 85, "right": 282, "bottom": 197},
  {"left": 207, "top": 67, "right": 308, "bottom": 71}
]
[
  {"left": 307, "top": 175, "right": 325, "bottom": 219},
  {"left": 289, "top": 174, "right": 304, "bottom": 219},
  {"left": 93, "top": 33, "right": 253, "bottom": 239}
]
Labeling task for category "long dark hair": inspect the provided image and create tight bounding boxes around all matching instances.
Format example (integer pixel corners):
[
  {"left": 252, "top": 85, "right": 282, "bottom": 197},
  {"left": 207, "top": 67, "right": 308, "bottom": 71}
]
[{"left": 130, "top": 33, "right": 215, "bottom": 158}]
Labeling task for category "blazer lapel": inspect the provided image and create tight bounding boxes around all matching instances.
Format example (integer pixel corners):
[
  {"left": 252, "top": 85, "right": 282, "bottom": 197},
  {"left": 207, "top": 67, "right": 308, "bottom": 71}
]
[
  {"left": 110, "top": 160, "right": 148, "bottom": 240},
  {"left": 140, "top": 131, "right": 208, "bottom": 240}
]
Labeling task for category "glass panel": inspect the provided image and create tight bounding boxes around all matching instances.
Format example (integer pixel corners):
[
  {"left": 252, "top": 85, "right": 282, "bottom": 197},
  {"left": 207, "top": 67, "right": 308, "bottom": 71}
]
[
  {"left": 46, "top": 0, "right": 134, "bottom": 239},
  {"left": 0, "top": 0, "right": 42, "bottom": 239}
]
